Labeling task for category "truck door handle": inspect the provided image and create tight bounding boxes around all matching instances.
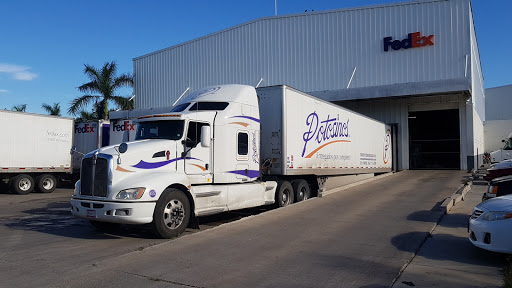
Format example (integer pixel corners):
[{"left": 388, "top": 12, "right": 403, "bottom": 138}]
[{"left": 205, "top": 164, "right": 209, "bottom": 170}]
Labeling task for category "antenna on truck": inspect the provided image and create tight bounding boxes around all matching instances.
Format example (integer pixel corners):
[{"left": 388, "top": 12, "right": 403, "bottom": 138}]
[
  {"left": 255, "top": 78, "right": 264, "bottom": 88},
  {"left": 172, "top": 87, "right": 190, "bottom": 106}
]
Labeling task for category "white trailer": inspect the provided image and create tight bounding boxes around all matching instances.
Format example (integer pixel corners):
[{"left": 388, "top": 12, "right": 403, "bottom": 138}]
[
  {"left": 109, "top": 107, "right": 175, "bottom": 146},
  {"left": 71, "top": 85, "right": 392, "bottom": 238},
  {"left": 72, "top": 120, "right": 110, "bottom": 172},
  {"left": 0, "top": 110, "right": 74, "bottom": 194}
]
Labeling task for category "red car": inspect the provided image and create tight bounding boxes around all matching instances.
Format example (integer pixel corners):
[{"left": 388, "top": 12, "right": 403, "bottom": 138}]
[{"left": 484, "top": 160, "right": 512, "bottom": 181}]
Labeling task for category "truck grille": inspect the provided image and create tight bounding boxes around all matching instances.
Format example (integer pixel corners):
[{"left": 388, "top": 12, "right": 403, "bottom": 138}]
[
  {"left": 471, "top": 208, "right": 484, "bottom": 219},
  {"left": 81, "top": 156, "right": 110, "bottom": 197}
]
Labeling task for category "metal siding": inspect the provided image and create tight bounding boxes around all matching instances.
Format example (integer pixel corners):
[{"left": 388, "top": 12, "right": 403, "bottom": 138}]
[
  {"left": 485, "top": 85, "right": 512, "bottom": 121},
  {"left": 134, "top": 0, "right": 472, "bottom": 109}
]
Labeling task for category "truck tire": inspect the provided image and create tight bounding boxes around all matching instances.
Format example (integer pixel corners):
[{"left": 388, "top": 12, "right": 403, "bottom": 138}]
[
  {"left": 292, "top": 179, "right": 311, "bottom": 202},
  {"left": 151, "top": 188, "right": 190, "bottom": 239},
  {"left": 35, "top": 174, "right": 57, "bottom": 193},
  {"left": 275, "top": 180, "right": 294, "bottom": 208},
  {"left": 10, "top": 174, "right": 34, "bottom": 195},
  {"left": 89, "top": 220, "right": 120, "bottom": 232}
]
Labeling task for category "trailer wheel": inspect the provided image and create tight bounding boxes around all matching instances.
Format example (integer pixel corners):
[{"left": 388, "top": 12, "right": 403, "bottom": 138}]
[
  {"left": 10, "top": 174, "right": 34, "bottom": 195},
  {"left": 292, "top": 179, "right": 311, "bottom": 202},
  {"left": 89, "top": 220, "right": 120, "bottom": 232},
  {"left": 151, "top": 188, "right": 190, "bottom": 239},
  {"left": 275, "top": 180, "right": 294, "bottom": 208},
  {"left": 35, "top": 174, "right": 57, "bottom": 193}
]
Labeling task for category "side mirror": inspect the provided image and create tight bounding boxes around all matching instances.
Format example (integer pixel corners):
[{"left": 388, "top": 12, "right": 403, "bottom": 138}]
[
  {"left": 201, "top": 126, "right": 211, "bottom": 147},
  {"left": 503, "top": 139, "right": 506, "bottom": 143}
]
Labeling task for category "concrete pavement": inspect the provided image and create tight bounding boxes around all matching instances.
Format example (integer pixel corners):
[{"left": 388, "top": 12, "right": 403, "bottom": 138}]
[
  {"left": 52, "top": 171, "right": 470, "bottom": 288},
  {"left": 392, "top": 175, "right": 506, "bottom": 288}
]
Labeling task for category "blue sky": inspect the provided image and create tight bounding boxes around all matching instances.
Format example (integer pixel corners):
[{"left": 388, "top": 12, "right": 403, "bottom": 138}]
[{"left": 1, "top": 0, "right": 510, "bottom": 116}]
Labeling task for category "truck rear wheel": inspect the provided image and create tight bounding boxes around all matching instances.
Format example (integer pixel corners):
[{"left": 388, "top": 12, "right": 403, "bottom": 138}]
[
  {"left": 35, "top": 174, "right": 57, "bottom": 193},
  {"left": 10, "top": 174, "right": 34, "bottom": 195},
  {"left": 152, "top": 188, "right": 190, "bottom": 239},
  {"left": 275, "top": 180, "right": 294, "bottom": 207},
  {"left": 292, "top": 179, "right": 311, "bottom": 202}
]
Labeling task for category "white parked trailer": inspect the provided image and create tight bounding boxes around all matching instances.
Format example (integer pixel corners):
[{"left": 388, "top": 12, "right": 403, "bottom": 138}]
[
  {"left": 0, "top": 110, "right": 74, "bottom": 194},
  {"left": 71, "top": 85, "right": 392, "bottom": 238}
]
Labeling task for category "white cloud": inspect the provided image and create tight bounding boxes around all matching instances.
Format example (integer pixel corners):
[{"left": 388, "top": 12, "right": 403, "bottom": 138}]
[
  {"left": 14, "top": 72, "right": 37, "bottom": 81},
  {"left": 0, "top": 89, "right": 7, "bottom": 93},
  {"left": 0, "top": 63, "right": 38, "bottom": 81}
]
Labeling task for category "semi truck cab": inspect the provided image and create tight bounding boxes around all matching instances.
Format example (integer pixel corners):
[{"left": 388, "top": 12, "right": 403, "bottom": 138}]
[{"left": 71, "top": 84, "right": 278, "bottom": 238}]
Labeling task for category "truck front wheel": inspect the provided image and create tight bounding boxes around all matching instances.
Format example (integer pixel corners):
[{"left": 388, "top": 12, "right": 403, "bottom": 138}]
[
  {"left": 152, "top": 188, "right": 190, "bottom": 239},
  {"left": 35, "top": 174, "right": 57, "bottom": 193},
  {"left": 275, "top": 180, "right": 294, "bottom": 208},
  {"left": 10, "top": 174, "right": 34, "bottom": 195}
]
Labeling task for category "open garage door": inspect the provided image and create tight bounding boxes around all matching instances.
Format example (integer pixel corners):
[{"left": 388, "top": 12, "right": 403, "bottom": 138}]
[{"left": 409, "top": 109, "right": 460, "bottom": 169}]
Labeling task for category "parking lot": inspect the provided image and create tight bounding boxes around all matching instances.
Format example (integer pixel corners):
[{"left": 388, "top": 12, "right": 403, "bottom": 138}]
[{"left": 0, "top": 170, "right": 504, "bottom": 287}]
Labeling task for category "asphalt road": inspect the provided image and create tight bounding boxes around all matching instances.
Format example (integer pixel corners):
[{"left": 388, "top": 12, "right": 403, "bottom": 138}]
[{"left": 0, "top": 170, "right": 468, "bottom": 288}]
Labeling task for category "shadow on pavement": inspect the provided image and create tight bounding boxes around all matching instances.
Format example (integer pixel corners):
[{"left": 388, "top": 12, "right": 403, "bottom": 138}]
[
  {"left": 391, "top": 232, "right": 506, "bottom": 266},
  {"left": 2, "top": 199, "right": 273, "bottom": 240}
]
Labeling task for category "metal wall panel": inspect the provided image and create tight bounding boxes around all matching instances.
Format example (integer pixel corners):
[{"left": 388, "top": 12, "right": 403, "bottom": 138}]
[
  {"left": 134, "top": 0, "right": 474, "bottom": 109},
  {"left": 485, "top": 85, "right": 512, "bottom": 121}
]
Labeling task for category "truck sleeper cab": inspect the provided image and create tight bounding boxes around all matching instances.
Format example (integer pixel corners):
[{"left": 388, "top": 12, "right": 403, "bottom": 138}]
[{"left": 71, "top": 85, "right": 281, "bottom": 238}]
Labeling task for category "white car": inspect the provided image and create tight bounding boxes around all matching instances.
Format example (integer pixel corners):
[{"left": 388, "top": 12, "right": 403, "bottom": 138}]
[{"left": 469, "top": 194, "right": 512, "bottom": 253}]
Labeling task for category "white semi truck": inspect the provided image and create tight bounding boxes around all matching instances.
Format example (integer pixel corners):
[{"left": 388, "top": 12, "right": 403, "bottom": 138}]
[
  {"left": 490, "top": 133, "right": 512, "bottom": 164},
  {"left": 0, "top": 110, "right": 74, "bottom": 194},
  {"left": 71, "top": 85, "right": 392, "bottom": 238}
]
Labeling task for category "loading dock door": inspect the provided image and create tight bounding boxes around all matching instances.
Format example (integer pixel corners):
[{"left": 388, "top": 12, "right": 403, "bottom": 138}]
[{"left": 408, "top": 109, "right": 460, "bottom": 169}]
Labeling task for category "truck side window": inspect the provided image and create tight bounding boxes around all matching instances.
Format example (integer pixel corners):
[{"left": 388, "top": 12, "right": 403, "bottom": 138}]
[
  {"left": 187, "top": 121, "right": 209, "bottom": 146},
  {"left": 238, "top": 132, "right": 249, "bottom": 155}
]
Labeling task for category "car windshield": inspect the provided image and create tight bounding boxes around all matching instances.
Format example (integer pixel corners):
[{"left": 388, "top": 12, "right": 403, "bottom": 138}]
[{"left": 135, "top": 120, "right": 184, "bottom": 140}]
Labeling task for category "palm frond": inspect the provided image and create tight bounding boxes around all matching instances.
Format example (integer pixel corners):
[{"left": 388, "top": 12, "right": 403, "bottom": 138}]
[
  {"left": 111, "top": 96, "right": 134, "bottom": 111},
  {"left": 83, "top": 64, "right": 100, "bottom": 81},
  {"left": 113, "top": 74, "right": 133, "bottom": 89},
  {"left": 68, "top": 95, "right": 99, "bottom": 115},
  {"left": 78, "top": 81, "right": 100, "bottom": 93},
  {"left": 12, "top": 104, "right": 27, "bottom": 112}
]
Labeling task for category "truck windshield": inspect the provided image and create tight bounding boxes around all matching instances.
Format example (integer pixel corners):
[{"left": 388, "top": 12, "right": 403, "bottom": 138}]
[{"left": 135, "top": 120, "right": 185, "bottom": 141}]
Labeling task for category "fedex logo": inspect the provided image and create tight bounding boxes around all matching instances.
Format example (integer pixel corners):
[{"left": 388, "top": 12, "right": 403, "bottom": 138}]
[
  {"left": 75, "top": 124, "right": 95, "bottom": 133},
  {"left": 383, "top": 32, "right": 434, "bottom": 52},
  {"left": 113, "top": 121, "right": 135, "bottom": 132}
]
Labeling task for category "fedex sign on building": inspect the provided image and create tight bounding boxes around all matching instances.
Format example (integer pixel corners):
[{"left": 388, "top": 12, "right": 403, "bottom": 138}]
[{"left": 383, "top": 32, "right": 434, "bottom": 52}]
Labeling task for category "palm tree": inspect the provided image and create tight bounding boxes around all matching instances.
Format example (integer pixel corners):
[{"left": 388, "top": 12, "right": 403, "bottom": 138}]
[
  {"left": 75, "top": 110, "right": 98, "bottom": 123},
  {"left": 68, "top": 61, "right": 133, "bottom": 120},
  {"left": 12, "top": 104, "right": 27, "bottom": 112},
  {"left": 41, "top": 102, "right": 61, "bottom": 116}
]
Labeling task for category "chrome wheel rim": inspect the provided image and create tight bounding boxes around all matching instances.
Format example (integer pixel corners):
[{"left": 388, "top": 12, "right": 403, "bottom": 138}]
[
  {"left": 42, "top": 178, "right": 55, "bottom": 190},
  {"left": 18, "top": 178, "right": 31, "bottom": 191},
  {"left": 163, "top": 199, "right": 185, "bottom": 229}
]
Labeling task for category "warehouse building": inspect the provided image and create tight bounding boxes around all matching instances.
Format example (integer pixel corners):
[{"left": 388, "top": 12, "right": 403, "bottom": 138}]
[{"left": 133, "top": 0, "right": 485, "bottom": 171}]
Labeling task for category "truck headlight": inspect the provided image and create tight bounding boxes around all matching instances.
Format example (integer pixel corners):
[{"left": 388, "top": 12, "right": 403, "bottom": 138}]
[
  {"left": 116, "top": 188, "right": 146, "bottom": 200},
  {"left": 481, "top": 211, "right": 512, "bottom": 221}
]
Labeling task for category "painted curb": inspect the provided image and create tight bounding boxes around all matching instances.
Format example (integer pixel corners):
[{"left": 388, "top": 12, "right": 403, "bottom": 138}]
[{"left": 439, "top": 178, "right": 473, "bottom": 214}]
